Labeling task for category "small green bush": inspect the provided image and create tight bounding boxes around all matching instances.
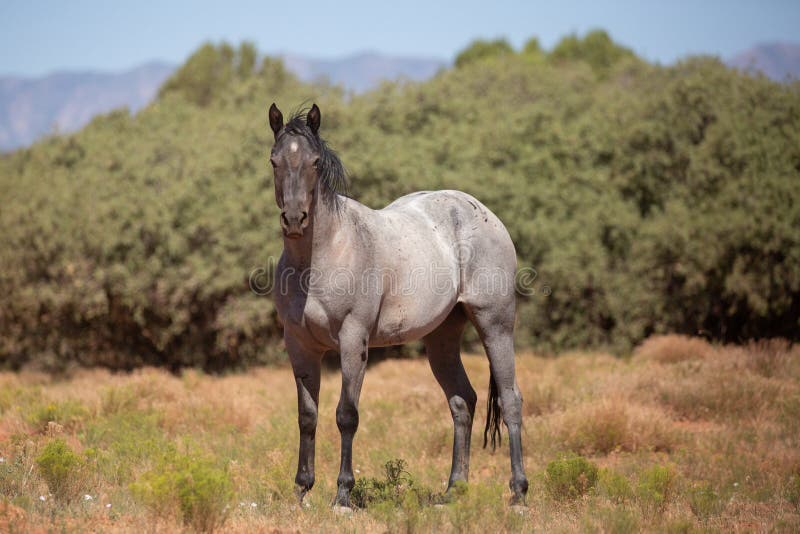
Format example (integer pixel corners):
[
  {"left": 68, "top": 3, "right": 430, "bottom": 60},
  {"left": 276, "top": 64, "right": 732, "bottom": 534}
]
[
  {"left": 636, "top": 465, "right": 676, "bottom": 516},
  {"left": 592, "top": 505, "right": 640, "bottom": 533},
  {"left": 544, "top": 455, "right": 599, "bottom": 500},
  {"left": 688, "top": 481, "right": 722, "bottom": 519},
  {"left": 28, "top": 400, "right": 89, "bottom": 432},
  {"left": 597, "top": 468, "right": 634, "bottom": 503},
  {"left": 0, "top": 455, "right": 26, "bottom": 499},
  {"left": 350, "top": 458, "right": 438, "bottom": 509},
  {"left": 787, "top": 472, "right": 800, "bottom": 512},
  {"left": 36, "top": 438, "right": 84, "bottom": 501},
  {"left": 100, "top": 385, "right": 141, "bottom": 415},
  {"left": 130, "top": 453, "right": 233, "bottom": 532},
  {"left": 83, "top": 411, "right": 167, "bottom": 484},
  {"left": 446, "top": 482, "right": 511, "bottom": 532}
]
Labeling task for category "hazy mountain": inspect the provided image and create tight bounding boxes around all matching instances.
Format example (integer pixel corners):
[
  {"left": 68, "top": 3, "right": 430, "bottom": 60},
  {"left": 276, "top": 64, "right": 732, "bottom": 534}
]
[
  {"left": 0, "top": 61, "right": 174, "bottom": 150},
  {"left": 280, "top": 51, "right": 445, "bottom": 92},
  {"left": 727, "top": 42, "right": 800, "bottom": 81},
  {"left": 7, "top": 42, "right": 796, "bottom": 152},
  {"left": 0, "top": 52, "right": 446, "bottom": 151}
]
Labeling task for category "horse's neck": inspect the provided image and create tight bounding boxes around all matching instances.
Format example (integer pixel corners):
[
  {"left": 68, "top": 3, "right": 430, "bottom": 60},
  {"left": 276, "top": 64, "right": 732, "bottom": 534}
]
[{"left": 281, "top": 194, "right": 360, "bottom": 269}]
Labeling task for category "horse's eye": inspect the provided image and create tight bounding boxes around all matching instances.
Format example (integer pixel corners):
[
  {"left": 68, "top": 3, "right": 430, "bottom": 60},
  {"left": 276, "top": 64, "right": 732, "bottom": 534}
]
[
  {"left": 313, "top": 158, "right": 320, "bottom": 168},
  {"left": 270, "top": 157, "right": 278, "bottom": 168}
]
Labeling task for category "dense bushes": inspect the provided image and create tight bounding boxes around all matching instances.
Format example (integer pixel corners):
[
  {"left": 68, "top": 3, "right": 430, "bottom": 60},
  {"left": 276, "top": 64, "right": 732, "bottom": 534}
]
[
  {"left": 130, "top": 452, "right": 233, "bottom": 531},
  {"left": 1, "top": 32, "right": 799, "bottom": 370},
  {"left": 36, "top": 439, "right": 85, "bottom": 502}
]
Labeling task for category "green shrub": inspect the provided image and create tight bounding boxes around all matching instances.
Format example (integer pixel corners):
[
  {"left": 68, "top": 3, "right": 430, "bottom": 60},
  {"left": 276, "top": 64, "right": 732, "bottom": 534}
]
[
  {"left": 597, "top": 468, "right": 634, "bottom": 503},
  {"left": 445, "top": 482, "right": 511, "bottom": 532},
  {"left": 28, "top": 400, "right": 89, "bottom": 432},
  {"left": 0, "top": 456, "right": 27, "bottom": 500},
  {"left": 35, "top": 438, "right": 84, "bottom": 502},
  {"left": 82, "top": 411, "right": 168, "bottom": 484},
  {"left": 544, "top": 455, "right": 599, "bottom": 500},
  {"left": 688, "top": 481, "right": 722, "bottom": 519},
  {"left": 635, "top": 465, "right": 676, "bottom": 516},
  {"left": 787, "top": 472, "right": 800, "bottom": 512},
  {"left": 130, "top": 452, "right": 233, "bottom": 532},
  {"left": 591, "top": 505, "right": 640, "bottom": 533},
  {"left": 350, "top": 458, "right": 438, "bottom": 509}
]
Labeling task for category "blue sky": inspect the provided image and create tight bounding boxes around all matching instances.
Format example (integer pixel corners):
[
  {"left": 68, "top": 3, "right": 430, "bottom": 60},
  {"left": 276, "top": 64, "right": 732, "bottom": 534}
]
[{"left": 2, "top": 0, "right": 799, "bottom": 76}]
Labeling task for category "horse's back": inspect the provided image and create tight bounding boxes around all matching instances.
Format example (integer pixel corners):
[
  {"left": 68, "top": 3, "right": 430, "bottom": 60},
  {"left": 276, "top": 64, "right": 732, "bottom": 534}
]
[
  {"left": 381, "top": 190, "right": 518, "bottom": 309},
  {"left": 382, "top": 190, "right": 517, "bottom": 270}
]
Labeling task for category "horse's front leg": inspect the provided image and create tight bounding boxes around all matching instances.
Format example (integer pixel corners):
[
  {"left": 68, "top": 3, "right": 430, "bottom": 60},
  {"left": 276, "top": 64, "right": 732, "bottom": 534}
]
[
  {"left": 286, "top": 336, "right": 323, "bottom": 504},
  {"left": 333, "top": 323, "right": 369, "bottom": 508}
]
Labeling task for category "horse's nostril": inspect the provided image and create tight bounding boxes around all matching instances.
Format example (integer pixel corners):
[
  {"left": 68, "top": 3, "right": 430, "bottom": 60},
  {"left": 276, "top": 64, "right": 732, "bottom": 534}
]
[
  {"left": 300, "top": 212, "right": 308, "bottom": 224},
  {"left": 281, "top": 212, "right": 290, "bottom": 227}
]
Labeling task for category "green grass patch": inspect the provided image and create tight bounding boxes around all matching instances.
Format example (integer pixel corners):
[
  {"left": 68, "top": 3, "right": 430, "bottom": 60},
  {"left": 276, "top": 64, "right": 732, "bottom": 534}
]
[
  {"left": 544, "top": 455, "right": 599, "bottom": 500},
  {"left": 27, "top": 400, "right": 90, "bottom": 432},
  {"left": 635, "top": 464, "right": 676, "bottom": 517},
  {"left": 130, "top": 451, "right": 233, "bottom": 532},
  {"left": 82, "top": 410, "right": 169, "bottom": 484},
  {"left": 351, "top": 458, "right": 441, "bottom": 509},
  {"left": 688, "top": 481, "right": 723, "bottom": 519},
  {"left": 597, "top": 467, "right": 634, "bottom": 503},
  {"left": 36, "top": 438, "right": 86, "bottom": 502},
  {"left": 588, "top": 504, "right": 640, "bottom": 533},
  {"left": 787, "top": 472, "right": 800, "bottom": 512}
]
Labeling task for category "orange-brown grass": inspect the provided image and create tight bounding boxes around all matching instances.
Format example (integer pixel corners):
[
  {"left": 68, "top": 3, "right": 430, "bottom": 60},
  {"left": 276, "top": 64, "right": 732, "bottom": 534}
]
[
  {"left": 0, "top": 337, "right": 798, "bottom": 532},
  {"left": 633, "top": 334, "right": 715, "bottom": 364}
]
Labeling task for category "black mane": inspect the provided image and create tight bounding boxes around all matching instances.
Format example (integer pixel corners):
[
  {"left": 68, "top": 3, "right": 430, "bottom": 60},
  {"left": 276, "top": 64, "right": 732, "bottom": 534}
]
[{"left": 277, "top": 109, "right": 349, "bottom": 209}]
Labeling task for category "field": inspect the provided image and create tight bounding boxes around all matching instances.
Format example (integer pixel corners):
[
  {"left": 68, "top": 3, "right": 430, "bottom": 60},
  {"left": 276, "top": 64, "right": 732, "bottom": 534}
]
[{"left": 1, "top": 335, "right": 799, "bottom": 532}]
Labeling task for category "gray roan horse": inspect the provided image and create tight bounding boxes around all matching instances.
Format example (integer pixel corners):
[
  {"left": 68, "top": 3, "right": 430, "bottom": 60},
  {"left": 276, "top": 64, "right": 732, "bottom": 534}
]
[{"left": 268, "top": 103, "right": 528, "bottom": 508}]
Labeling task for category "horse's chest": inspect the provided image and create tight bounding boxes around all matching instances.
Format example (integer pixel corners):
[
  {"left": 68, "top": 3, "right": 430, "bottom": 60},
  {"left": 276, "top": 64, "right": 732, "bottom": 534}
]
[{"left": 279, "top": 294, "right": 337, "bottom": 348}]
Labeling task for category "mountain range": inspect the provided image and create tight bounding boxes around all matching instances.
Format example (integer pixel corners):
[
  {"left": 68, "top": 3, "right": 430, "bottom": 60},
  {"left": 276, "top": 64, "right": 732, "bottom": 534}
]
[
  {"left": 1, "top": 44, "right": 797, "bottom": 151},
  {"left": 0, "top": 61, "right": 174, "bottom": 151},
  {"left": 727, "top": 42, "right": 800, "bottom": 81}
]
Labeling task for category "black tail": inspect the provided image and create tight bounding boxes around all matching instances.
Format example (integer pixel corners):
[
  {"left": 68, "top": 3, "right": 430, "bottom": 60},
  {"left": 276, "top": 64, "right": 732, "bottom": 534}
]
[{"left": 483, "top": 368, "right": 503, "bottom": 450}]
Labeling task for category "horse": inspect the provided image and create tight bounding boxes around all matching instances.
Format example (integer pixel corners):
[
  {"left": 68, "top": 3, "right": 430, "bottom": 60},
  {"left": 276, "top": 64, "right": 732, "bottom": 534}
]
[{"left": 267, "top": 102, "right": 529, "bottom": 508}]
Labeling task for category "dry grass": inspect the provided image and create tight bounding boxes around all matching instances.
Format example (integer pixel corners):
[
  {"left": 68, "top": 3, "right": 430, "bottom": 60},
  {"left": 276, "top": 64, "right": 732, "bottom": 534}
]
[
  {"left": 633, "top": 334, "right": 715, "bottom": 364},
  {"left": 547, "top": 397, "right": 681, "bottom": 455},
  {"left": 0, "top": 337, "right": 798, "bottom": 532}
]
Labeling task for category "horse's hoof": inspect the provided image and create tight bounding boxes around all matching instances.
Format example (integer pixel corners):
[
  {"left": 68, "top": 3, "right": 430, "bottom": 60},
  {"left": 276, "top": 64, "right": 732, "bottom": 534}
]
[
  {"left": 510, "top": 504, "right": 529, "bottom": 515},
  {"left": 332, "top": 505, "right": 353, "bottom": 516},
  {"left": 444, "top": 480, "right": 469, "bottom": 502},
  {"left": 509, "top": 493, "right": 527, "bottom": 507}
]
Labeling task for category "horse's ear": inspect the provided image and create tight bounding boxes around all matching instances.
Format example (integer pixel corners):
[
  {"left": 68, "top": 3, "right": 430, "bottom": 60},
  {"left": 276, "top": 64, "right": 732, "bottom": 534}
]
[
  {"left": 268, "top": 103, "right": 283, "bottom": 138},
  {"left": 307, "top": 103, "right": 321, "bottom": 135}
]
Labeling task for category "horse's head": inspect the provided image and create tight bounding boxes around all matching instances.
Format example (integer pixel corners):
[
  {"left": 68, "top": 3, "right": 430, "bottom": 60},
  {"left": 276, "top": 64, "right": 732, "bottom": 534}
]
[{"left": 268, "top": 103, "right": 322, "bottom": 239}]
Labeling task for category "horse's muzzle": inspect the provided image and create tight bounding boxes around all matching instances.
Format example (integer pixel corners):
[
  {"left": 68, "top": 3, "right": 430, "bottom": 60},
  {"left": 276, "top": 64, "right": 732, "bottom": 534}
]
[{"left": 281, "top": 210, "right": 308, "bottom": 238}]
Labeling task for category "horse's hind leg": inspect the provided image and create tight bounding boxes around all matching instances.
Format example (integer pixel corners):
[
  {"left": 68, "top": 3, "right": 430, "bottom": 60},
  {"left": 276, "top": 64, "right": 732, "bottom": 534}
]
[
  {"left": 463, "top": 298, "right": 529, "bottom": 505},
  {"left": 424, "top": 304, "right": 477, "bottom": 491}
]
